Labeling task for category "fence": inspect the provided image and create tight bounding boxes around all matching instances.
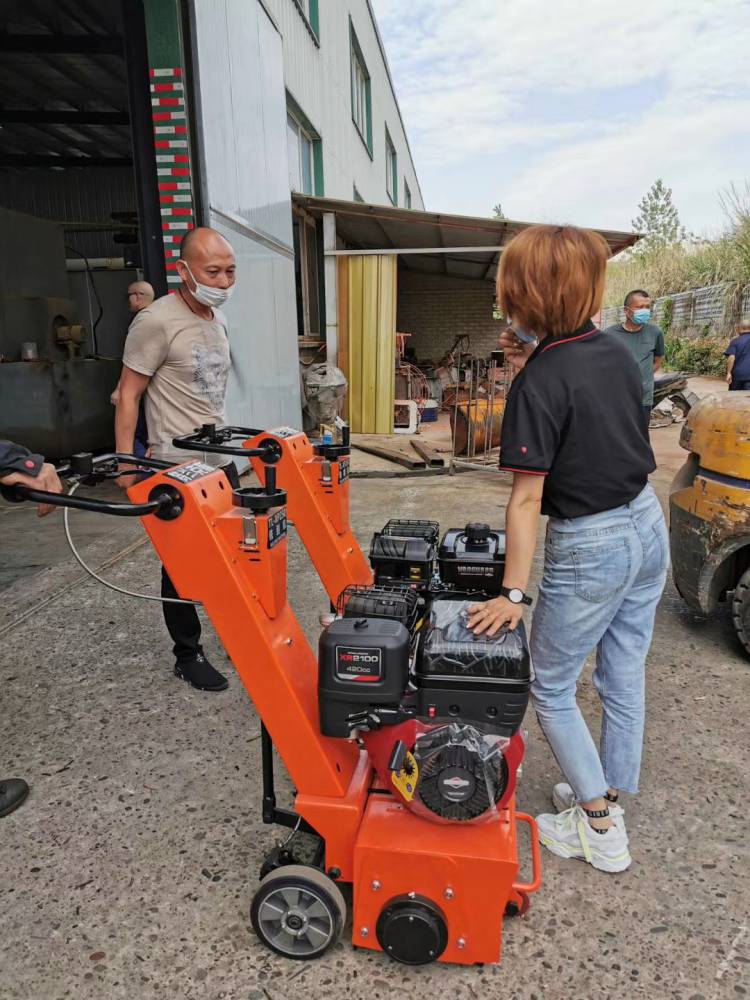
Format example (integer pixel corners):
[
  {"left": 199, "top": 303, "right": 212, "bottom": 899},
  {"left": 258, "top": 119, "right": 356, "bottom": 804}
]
[{"left": 601, "top": 283, "right": 750, "bottom": 335}]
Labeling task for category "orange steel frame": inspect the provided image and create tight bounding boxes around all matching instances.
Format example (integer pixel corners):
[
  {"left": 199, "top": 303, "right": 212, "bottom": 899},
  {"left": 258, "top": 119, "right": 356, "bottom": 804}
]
[
  {"left": 244, "top": 428, "right": 372, "bottom": 602},
  {"left": 129, "top": 461, "right": 539, "bottom": 966}
]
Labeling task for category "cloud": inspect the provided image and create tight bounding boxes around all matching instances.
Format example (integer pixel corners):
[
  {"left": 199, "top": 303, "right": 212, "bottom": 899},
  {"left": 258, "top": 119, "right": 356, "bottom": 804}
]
[{"left": 372, "top": 0, "right": 750, "bottom": 232}]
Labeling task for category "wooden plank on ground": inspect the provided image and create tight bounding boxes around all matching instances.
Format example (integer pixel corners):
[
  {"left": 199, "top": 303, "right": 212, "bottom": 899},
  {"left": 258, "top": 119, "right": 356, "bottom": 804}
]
[
  {"left": 410, "top": 439, "right": 446, "bottom": 468},
  {"left": 352, "top": 435, "right": 427, "bottom": 470}
]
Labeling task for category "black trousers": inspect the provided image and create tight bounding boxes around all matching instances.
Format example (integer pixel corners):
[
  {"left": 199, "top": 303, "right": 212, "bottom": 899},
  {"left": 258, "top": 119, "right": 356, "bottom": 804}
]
[
  {"left": 161, "top": 566, "right": 202, "bottom": 661},
  {"left": 730, "top": 379, "right": 750, "bottom": 391}
]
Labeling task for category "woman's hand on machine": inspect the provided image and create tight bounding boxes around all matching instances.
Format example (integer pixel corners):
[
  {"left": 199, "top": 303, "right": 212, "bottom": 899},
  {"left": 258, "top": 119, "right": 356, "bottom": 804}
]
[{"left": 467, "top": 597, "right": 524, "bottom": 636}]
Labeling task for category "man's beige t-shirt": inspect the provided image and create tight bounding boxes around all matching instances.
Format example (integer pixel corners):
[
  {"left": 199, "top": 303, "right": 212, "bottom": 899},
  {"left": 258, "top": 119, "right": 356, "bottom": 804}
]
[{"left": 123, "top": 293, "right": 230, "bottom": 463}]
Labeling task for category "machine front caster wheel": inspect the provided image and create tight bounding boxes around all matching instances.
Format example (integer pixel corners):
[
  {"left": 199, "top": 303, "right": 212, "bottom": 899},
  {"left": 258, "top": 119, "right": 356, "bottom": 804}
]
[
  {"left": 250, "top": 864, "right": 346, "bottom": 960},
  {"left": 504, "top": 891, "right": 530, "bottom": 917}
]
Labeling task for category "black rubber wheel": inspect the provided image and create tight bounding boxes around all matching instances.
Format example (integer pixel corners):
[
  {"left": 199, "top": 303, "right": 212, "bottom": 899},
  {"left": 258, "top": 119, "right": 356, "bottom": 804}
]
[
  {"left": 504, "top": 891, "right": 530, "bottom": 917},
  {"left": 731, "top": 567, "right": 750, "bottom": 658},
  {"left": 250, "top": 865, "right": 346, "bottom": 960}
]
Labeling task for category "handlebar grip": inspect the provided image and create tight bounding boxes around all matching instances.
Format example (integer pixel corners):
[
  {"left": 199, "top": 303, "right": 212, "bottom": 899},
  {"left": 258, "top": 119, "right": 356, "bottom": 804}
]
[{"left": 0, "top": 484, "right": 174, "bottom": 517}]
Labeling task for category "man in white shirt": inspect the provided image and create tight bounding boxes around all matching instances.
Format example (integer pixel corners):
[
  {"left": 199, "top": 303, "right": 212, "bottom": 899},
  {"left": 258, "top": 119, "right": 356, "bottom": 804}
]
[{"left": 115, "top": 227, "right": 235, "bottom": 692}]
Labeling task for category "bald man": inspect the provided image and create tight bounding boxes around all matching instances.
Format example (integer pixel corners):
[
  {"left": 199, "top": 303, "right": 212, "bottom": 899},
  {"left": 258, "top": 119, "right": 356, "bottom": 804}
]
[
  {"left": 127, "top": 280, "right": 155, "bottom": 314},
  {"left": 111, "top": 280, "right": 156, "bottom": 452},
  {"left": 115, "top": 227, "right": 236, "bottom": 692}
]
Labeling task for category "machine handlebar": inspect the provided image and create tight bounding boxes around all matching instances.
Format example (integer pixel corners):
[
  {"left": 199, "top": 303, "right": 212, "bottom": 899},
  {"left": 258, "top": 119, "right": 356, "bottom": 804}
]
[
  {"left": 172, "top": 423, "right": 350, "bottom": 463},
  {"left": 0, "top": 452, "right": 178, "bottom": 518},
  {"left": 172, "top": 425, "right": 276, "bottom": 460}
]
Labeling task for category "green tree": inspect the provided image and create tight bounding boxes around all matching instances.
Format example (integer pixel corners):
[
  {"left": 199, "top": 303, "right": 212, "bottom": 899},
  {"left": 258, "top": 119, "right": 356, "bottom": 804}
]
[
  {"left": 631, "top": 178, "right": 686, "bottom": 252},
  {"left": 492, "top": 203, "right": 506, "bottom": 220}
]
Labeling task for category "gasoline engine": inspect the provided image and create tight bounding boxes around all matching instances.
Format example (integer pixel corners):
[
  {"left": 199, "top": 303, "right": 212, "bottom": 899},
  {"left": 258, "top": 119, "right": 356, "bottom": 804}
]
[{"left": 318, "top": 519, "right": 531, "bottom": 826}]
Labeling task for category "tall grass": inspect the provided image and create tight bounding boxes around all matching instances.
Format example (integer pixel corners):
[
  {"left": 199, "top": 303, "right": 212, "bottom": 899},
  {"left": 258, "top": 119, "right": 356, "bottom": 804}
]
[{"left": 604, "top": 184, "right": 750, "bottom": 312}]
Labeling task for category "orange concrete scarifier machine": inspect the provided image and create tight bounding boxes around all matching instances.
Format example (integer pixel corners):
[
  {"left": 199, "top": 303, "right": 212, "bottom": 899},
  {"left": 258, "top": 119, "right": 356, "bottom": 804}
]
[{"left": 2, "top": 427, "right": 540, "bottom": 967}]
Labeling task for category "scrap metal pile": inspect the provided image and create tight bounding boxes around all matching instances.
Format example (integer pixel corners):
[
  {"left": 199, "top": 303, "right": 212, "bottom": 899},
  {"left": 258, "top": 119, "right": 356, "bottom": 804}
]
[{"left": 395, "top": 333, "right": 514, "bottom": 461}]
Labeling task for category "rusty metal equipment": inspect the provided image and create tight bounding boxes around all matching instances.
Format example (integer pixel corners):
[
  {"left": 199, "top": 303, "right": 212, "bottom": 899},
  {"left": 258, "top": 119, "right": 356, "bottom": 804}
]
[
  {"left": 0, "top": 208, "right": 116, "bottom": 458},
  {"left": 450, "top": 397, "right": 505, "bottom": 456}
]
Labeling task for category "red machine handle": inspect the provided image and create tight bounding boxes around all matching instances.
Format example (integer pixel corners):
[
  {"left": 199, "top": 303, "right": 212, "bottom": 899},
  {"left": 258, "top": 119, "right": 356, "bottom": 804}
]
[{"left": 512, "top": 812, "right": 542, "bottom": 894}]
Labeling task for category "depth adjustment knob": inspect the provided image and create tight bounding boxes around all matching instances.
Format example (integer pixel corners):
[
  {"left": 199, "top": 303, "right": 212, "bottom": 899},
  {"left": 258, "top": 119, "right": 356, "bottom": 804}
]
[{"left": 232, "top": 463, "right": 287, "bottom": 512}]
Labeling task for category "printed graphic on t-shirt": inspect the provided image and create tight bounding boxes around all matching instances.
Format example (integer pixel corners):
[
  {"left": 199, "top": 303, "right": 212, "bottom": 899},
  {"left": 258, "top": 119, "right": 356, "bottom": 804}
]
[{"left": 192, "top": 343, "right": 229, "bottom": 410}]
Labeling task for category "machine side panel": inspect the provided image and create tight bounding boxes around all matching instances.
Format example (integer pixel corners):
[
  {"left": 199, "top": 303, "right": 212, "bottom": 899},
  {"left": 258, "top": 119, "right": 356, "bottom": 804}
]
[{"left": 353, "top": 794, "right": 519, "bottom": 965}]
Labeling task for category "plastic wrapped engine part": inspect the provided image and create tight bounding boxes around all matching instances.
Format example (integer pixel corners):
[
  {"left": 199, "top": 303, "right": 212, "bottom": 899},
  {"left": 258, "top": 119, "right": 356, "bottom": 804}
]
[
  {"left": 301, "top": 363, "right": 348, "bottom": 428},
  {"left": 408, "top": 722, "right": 509, "bottom": 824},
  {"left": 415, "top": 599, "right": 532, "bottom": 735},
  {"left": 419, "top": 600, "right": 531, "bottom": 679}
]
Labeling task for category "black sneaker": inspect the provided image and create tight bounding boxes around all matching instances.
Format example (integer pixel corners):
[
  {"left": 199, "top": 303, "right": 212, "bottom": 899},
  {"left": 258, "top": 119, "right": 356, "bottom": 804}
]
[
  {"left": 174, "top": 652, "right": 229, "bottom": 692},
  {"left": 0, "top": 778, "right": 29, "bottom": 818}
]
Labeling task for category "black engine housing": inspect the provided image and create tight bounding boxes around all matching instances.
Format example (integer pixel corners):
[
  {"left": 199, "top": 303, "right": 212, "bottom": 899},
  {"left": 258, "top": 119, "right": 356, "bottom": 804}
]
[{"left": 318, "top": 616, "right": 410, "bottom": 738}]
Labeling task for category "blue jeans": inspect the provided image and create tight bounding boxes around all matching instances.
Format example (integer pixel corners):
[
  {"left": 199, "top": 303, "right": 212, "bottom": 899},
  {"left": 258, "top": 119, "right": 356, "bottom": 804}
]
[{"left": 530, "top": 484, "right": 668, "bottom": 802}]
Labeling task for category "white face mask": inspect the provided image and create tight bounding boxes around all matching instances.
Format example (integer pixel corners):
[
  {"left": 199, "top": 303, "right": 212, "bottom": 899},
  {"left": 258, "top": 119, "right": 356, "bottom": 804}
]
[{"left": 181, "top": 261, "right": 235, "bottom": 308}]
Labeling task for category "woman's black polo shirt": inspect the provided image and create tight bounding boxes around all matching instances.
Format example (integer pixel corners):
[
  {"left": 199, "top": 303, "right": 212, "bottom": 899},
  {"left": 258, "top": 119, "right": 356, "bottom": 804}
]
[{"left": 499, "top": 322, "right": 656, "bottom": 519}]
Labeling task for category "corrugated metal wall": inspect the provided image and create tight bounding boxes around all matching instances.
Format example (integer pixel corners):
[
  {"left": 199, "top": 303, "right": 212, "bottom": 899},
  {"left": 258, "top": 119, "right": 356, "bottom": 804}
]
[
  {"left": 340, "top": 254, "right": 396, "bottom": 433},
  {"left": 192, "top": 0, "right": 302, "bottom": 429},
  {"left": 0, "top": 168, "right": 137, "bottom": 260},
  {"left": 601, "top": 283, "right": 750, "bottom": 334}
]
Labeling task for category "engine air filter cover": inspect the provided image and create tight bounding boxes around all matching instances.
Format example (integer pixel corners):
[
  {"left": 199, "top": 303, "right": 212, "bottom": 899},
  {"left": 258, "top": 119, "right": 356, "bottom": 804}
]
[{"left": 438, "top": 523, "right": 505, "bottom": 594}]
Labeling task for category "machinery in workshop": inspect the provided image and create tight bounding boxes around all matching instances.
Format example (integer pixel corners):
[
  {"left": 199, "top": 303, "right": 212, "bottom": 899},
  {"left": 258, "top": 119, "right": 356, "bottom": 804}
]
[{"left": 0, "top": 208, "right": 121, "bottom": 459}]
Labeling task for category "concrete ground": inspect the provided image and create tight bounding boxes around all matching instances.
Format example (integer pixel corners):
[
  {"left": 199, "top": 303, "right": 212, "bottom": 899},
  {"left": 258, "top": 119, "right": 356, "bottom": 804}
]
[{"left": 2, "top": 379, "right": 748, "bottom": 1000}]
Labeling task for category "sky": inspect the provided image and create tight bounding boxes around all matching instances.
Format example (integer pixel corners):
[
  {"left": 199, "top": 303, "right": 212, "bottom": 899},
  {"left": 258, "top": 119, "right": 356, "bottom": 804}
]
[{"left": 371, "top": 0, "right": 750, "bottom": 236}]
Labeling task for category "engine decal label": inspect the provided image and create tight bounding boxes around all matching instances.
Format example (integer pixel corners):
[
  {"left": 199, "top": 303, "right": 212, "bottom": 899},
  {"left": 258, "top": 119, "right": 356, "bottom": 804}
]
[
  {"left": 334, "top": 646, "right": 383, "bottom": 682},
  {"left": 165, "top": 461, "right": 215, "bottom": 484},
  {"left": 267, "top": 508, "right": 287, "bottom": 549},
  {"left": 268, "top": 426, "right": 299, "bottom": 439},
  {"left": 391, "top": 751, "right": 418, "bottom": 801},
  {"left": 338, "top": 458, "right": 350, "bottom": 483},
  {"left": 454, "top": 564, "right": 497, "bottom": 577}
]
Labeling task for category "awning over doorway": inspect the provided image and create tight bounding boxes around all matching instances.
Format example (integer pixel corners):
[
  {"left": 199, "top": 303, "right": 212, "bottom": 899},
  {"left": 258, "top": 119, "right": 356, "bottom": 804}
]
[{"left": 292, "top": 194, "right": 640, "bottom": 282}]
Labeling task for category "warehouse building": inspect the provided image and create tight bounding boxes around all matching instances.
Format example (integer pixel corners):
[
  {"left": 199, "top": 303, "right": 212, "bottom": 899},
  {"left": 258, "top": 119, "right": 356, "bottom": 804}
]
[{"left": 0, "top": 0, "right": 422, "bottom": 457}]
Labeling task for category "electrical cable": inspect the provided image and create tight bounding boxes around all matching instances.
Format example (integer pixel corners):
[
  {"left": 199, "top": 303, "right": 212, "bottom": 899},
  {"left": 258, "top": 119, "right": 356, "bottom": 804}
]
[
  {"left": 62, "top": 481, "right": 201, "bottom": 606},
  {"left": 66, "top": 243, "right": 103, "bottom": 356}
]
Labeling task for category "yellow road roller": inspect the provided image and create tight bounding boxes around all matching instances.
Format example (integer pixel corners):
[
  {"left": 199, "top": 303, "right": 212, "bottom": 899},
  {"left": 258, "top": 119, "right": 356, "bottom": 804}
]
[{"left": 670, "top": 392, "right": 750, "bottom": 656}]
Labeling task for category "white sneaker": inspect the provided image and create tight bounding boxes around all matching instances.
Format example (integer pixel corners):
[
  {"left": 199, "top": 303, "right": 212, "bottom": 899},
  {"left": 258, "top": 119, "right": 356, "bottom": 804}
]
[
  {"left": 552, "top": 782, "right": 624, "bottom": 819},
  {"left": 536, "top": 805, "right": 632, "bottom": 873}
]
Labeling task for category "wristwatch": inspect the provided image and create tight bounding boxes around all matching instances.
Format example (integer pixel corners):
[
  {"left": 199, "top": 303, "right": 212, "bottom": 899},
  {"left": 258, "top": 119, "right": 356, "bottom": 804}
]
[{"left": 499, "top": 586, "right": 533, "bottom": 607}]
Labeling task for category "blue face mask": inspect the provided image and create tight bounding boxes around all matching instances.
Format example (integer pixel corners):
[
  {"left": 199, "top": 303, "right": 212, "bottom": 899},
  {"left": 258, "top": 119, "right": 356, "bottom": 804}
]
[{"left": 631, "top": 308, "right": 651, "bottom": 326}]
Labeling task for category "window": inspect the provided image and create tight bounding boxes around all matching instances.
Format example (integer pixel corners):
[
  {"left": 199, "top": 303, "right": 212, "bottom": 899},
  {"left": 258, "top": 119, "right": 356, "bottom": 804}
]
[
  {"left": 292, "top": 0, "right": 319, "bottom": 40},
  {"left": 293, "top": 215, "right": 322, "bottom": 338},
  {"left": 286, "top": 100, "right": 323, "bottom": 196},
  {"left": 287, "top": 112, "right": 314, "bottom": 195},
  {"left": 353, "top": 185, "right": 365, "bottom": 203},
  {"left": 385, "top": 127, "right": 397, "bottom": 205},
  {"left": 350, "top": 21, "right": 372, "bottom": 155},
  {"left": 404, "top": 179, "right": 412, "bottom": 209}
]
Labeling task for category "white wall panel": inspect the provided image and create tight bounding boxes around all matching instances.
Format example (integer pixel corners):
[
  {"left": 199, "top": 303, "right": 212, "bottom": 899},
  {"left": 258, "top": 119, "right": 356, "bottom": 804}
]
[
  {"left": 194, "top": 0, "right": 301, "bottom": 428},
  {"left": 265, "top": 0, "right": 423, "bottom": 208},
  {"left": 212, "top": 212, "right": 301, "bottom": 429}
]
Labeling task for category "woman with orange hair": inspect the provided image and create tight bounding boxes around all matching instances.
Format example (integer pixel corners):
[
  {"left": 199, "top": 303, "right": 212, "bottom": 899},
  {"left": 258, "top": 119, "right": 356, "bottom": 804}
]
[{"left": 468, "top": 225, "right": 668, "bottom": 873}]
